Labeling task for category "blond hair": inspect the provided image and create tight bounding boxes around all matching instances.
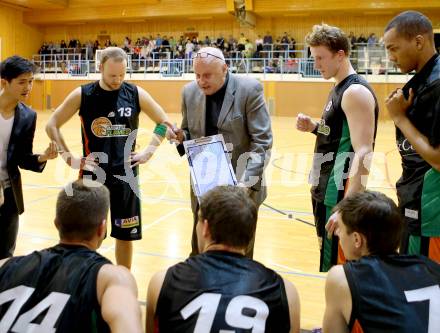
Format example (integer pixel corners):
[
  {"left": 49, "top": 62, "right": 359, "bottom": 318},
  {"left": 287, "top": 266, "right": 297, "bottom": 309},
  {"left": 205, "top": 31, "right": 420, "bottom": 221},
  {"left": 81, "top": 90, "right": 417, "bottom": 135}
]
[
  {"left": 305, "top": 24, "right": 351, "bottom": 56},
  {"left": 100, "top": 47, "right": 128, "bottom": 65}
]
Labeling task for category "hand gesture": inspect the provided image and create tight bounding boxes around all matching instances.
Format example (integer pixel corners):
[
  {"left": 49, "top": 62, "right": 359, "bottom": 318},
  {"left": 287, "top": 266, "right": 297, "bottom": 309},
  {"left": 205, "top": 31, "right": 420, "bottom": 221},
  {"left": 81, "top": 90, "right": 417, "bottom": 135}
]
[
  {"left": 296, "top": 113, "right": 317, "bottom": 132},
  {"left": 129, "top": 147, "right": 154, "bottom": 168},
  {"left": 325, "top": 212, "right": 339, "bottom": 239},
  {"left": 39, "top": 141, "right": 58, "bottom": 162},
  {"left": 385, "top": 88, "right": 414, "bottom": 126}
]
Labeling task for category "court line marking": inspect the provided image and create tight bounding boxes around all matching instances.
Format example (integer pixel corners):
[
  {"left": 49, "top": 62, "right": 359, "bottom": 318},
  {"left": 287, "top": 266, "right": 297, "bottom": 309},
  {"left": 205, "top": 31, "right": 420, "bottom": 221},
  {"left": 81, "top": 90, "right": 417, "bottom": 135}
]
[
  {"left": 19, "top": 232, "right": 326, "bottom": 279},
  {"left": 22, "top": 182, "right": 315, "bottom": 218},
  {"left": 142, "top": 207, "right": 191, "bottom": 231},
  {"left": 271, "top": 262, "right": 326, "bottom": 279},
  {"left": 100, "top": 207, "right": 190, "bottom": 254}
]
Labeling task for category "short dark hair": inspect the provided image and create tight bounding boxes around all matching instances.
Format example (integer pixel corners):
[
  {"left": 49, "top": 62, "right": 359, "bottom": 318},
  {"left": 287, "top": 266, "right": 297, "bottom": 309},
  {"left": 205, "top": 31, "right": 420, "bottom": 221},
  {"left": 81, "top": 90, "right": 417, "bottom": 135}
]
[
  {"left": 199, "top": 186, "right": 257, "bottom": 248},
  {"left": 385, "top": 11, "right": 433, "bottom": 40},
  {"left": 56, "top": 180, "right": 110, "bottom": 240},
  {"left": 305, "top": 24, "right": 351, "bottom": 56},
  {"left": 334, "top": 191, "right": 403, "bottom": 255},
  {"left": 0, "top": 55, "right": 36, "bottom": 82}
]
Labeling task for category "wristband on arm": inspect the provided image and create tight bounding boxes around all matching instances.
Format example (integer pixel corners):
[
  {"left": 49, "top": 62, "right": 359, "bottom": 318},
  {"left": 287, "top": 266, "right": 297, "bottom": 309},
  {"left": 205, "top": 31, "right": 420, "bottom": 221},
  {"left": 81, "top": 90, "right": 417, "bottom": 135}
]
[{"left": 153, "top": 123, "right": 167, "bottom": 137}]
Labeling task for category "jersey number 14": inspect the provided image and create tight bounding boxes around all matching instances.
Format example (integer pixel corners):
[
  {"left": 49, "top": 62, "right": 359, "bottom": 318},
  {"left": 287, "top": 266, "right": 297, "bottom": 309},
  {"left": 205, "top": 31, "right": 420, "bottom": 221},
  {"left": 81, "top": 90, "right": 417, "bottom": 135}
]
[{"left": 0, "top": 285, "right": 70, "bottom": 333}]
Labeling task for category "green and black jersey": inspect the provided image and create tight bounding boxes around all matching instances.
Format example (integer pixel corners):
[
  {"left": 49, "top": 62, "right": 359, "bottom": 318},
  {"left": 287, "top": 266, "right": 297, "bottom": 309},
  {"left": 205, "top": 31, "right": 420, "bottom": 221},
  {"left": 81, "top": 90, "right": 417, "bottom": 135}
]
[
  {"left": 79, "top": 81, "right": 140, "bottom": 178},
  {"left": 397, "top": 54, "right": 440, "bottom": 255},
  {"left": 0, "top": 244, "right": 111, "bottom": 332},
  {"left": 345, "top": 255, "right": 440, "bottom": 333},
  {"left": 310, "top": 74, "right": 379, "bottom": 207},
  {"left": 310, "top": 74, "right": 379, "bottom": 272}
]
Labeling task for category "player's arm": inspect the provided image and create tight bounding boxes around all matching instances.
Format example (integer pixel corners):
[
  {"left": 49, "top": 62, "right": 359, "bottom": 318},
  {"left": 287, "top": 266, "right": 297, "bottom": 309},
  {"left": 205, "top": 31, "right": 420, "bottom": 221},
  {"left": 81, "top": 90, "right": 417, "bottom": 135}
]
[
  {"left": 342, "top": 84, "right": 376, "bottom": 197},
  {"left": 322, "top": 265, "right": 351, "bottom": 333},
  {"left": 146, "top": 270, "right": 167, "bottom": 333},
  {"left": 130, "top": 87, "right": 177, "bottom": 167},
  {"left": 137, "top": 86, "right": 171, "bottom": 125},
  {"left": 282, "top": 278, "right": 301, "bottom": 333},
  {"left": 386, "top": 88, "right": 440, "bottom": 171},
  {"left": 45, "top": 87, "right": 83, "bottom": 167},
  {"left": 97, "top": 264, "right": 142, "bottom": 333}
]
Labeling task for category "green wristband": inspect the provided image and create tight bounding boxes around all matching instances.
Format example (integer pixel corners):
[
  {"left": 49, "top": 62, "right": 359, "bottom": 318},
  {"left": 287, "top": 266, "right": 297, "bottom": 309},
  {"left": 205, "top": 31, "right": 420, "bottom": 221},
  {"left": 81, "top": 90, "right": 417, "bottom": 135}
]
[{"left": 153, "top": 123, "right": 167, "bottom": 137}]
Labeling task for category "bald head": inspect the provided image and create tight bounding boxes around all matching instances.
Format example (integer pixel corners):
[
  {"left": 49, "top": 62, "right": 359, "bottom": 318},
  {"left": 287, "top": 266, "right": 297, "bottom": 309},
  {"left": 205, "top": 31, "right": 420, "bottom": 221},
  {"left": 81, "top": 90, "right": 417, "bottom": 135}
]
[
  {"left": 193, "top": 47, "right": 228, "bottom": 95},
  {"left": 193, "top": 47, "right": 226, "bottom": 65}
]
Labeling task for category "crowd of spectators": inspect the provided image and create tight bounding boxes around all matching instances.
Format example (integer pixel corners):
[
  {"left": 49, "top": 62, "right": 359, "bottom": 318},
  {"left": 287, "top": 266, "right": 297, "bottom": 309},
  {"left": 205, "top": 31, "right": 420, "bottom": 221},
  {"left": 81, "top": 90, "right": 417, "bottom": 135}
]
[
  {"left": 35, "top": 31, "right": 386, "bottom": 75},
  {"left": 37, "top": 32, "right": 301, "bottom": 61},
  {"left": 37, "top": 31, "right": 384, "bottom": 63}
]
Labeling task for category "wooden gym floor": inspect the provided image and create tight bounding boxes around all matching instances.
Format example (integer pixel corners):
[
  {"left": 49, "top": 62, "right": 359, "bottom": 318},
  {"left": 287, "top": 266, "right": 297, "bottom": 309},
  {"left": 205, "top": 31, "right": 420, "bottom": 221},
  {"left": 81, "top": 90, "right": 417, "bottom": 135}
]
[{"left": 15, "top": 110, "right": 401, "bottom": 331}]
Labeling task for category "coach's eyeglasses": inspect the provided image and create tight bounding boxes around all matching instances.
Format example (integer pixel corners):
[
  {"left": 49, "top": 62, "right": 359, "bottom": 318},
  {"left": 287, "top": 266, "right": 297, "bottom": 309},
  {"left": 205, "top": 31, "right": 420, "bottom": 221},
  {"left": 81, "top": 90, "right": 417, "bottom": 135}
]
[{"left": 192, "top": 52, "right": 225, "bottom": 62}]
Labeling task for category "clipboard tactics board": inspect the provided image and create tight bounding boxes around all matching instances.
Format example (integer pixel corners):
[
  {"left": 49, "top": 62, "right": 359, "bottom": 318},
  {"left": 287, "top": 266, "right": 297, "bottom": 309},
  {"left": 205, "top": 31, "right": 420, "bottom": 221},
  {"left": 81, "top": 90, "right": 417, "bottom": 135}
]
[{"left": 183, "top": 134, "right": 237, "bottom": 200}]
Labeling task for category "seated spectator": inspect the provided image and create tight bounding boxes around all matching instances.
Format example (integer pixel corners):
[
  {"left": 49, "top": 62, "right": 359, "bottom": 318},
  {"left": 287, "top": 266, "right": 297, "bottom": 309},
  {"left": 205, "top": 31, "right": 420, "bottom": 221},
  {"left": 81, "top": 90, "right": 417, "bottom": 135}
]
[
  {"left": 162, "top": 35, "right": 170, "bottom": 51},
  {"left": 255, "top": 34, "right": 263, "bottom": 52},
  {"left": 146, "top": 186, "right": 300, "bottom": 333},
  {"left": 281, "top": 32, "right": 290, "bottom": 50},
  {"left": 39, "top": 42, "right": 49, "bottom": 54},
  {"left": 348, "top": 31, "right": 357, "bottom": 47},
  {"left": 367, "top": 33, "right": 378, "bottom": 46},
  {"left": 357, "top": 33, "right": 367, "bottom": 44},
  {"left": 169, "top": 36, "right": 177, "bottom": 52},
  {"left": 156, "top": 34, "right": 163, "bottom": 47},
  {"left": 290, "top": 37, "right": 296, "bottom": 52},
  {"left": 323, "top": 191, "right": 440, "bottom": 333},
  {"left": 93, "top": 40, "right": 100, "bottom": 53},
  {"left": 217, "top": 34, "right": 225, "bottom": 49},
  {"left": 244, "top": 39, "right": 254, "bottom": 58},
  {"left": 124, "top": 36, "right": 131, "bottom": 48},
  {"left": 263, "top": 31, "right": 273, "bottom": 50},
  {"left": 0, "top": 180, "right": 142, "bottom": 333},
  {"left": 185, "top": 39, "right": 195, "bottom": 58}
]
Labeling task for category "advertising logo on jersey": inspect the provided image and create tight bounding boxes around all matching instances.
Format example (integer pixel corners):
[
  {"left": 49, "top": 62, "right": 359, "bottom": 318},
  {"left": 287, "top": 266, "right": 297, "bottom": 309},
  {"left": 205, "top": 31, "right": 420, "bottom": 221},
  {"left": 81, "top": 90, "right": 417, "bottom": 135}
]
[
  {"left": 317, "top": 119, "right": 330, "bottom": 136},
  {"left": 115, "top": 216, "right": 140, "bottom": 228},
  {"left": 91, "top": 117, "right": 131, "bottom": 137}
]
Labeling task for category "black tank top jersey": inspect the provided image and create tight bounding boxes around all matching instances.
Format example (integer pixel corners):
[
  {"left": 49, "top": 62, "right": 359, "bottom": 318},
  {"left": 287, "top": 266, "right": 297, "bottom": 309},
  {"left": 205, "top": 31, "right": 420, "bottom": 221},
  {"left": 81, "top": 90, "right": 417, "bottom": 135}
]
[
  {"left": 310, "top": 74, "right": 379, "bottom": 205},
  {"left": 0, "top": 244, "right": 111, "bottom": 333},
  {"left": 396, "top": 54, "right": 440, "bottom": 211},
  {"left": 156, "top": 251, "right": 291, "bottom": 333},
  {"left": 344, "top": 255, "right": 440, "bottom": 333},
  {"left": 79, "top": 81, "right": 140, "bottom": 176}
]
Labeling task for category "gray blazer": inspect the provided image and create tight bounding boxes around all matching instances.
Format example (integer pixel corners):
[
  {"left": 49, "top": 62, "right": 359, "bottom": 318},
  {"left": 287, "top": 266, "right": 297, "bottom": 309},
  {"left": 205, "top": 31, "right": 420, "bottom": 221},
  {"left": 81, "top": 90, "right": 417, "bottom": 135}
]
[{"left": 179, "top": 74, "right": 273, "bottom": 211}]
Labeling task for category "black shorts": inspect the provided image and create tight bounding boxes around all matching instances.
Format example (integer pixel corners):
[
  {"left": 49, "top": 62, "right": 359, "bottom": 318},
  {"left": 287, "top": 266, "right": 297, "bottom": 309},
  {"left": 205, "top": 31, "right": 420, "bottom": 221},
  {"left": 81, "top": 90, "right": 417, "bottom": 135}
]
[
  {"left": 107, "top": 179, "right": 142, "bottom": 241},
  {"left": 81, "top": 169, "right": 142, "bottom": 241},
  {"left": 311, "top": 197, "right": 339, "bottom": 272},
  {"left": 311, "top": 197, "right": 327, "bottom": 238}
]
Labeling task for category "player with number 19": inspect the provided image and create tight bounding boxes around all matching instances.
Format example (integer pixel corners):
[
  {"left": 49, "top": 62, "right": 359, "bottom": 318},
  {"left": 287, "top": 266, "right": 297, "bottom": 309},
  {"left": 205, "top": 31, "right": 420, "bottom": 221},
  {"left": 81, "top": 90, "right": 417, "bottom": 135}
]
[{"left": 146, "top": 186, "right": 300, "bottom": 333}]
